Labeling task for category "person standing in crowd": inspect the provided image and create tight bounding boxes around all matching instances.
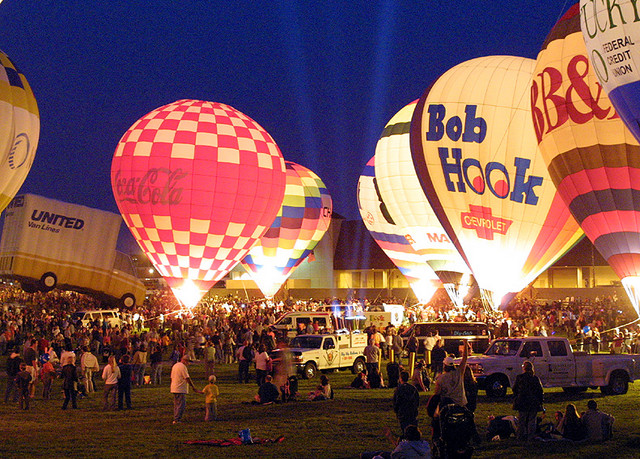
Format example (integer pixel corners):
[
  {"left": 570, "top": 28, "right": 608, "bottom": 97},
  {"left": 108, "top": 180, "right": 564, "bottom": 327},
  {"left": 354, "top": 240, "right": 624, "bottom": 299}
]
[
  {"left": 364, "top": 338, "right": 381, "bottom": 378},
  {"left": 237, "top": 341, "right": 254, "bottom": 384},
  {"left": 5, "top": 349, "right": 22, "bottom": 403},
  {"left": 150, "top": 345, "right": 163, "bottom": 385},
  {"left": 102, "top": 355, "right": 120, "bottom": 411},
  {"left": 254, "top": 344, "right": 271, "bottom": 387},
  {"left": 430, "top": 340, "right": 446, "bottom": 378},
  {"left": 393, "top": 371, "right": 420, "bottom": 433},
  {"left": 170, "top": 355, "right": 201, "bottom": 424},
  {"left": 434, "top": 342, "right": 468, "bottom": 408},
  {"left": 118, "top": 354, "right": 133, "bottom": 410},
  {"left": 203, "top": 374, "right": 220, "bottom": 421},
  {"left": 80, "top": 345, "right": 99, "bottom": 394},
  {"left": 512, "top": 360, "right": 544, "bottom": 441},
  {"left": 203, "top": 339, "right": 216, "bottom": 380},
  {"left": 131, "top": 344, "right": 148, "bottom": 386},
  {"left": 391, "top": 329, "right": 404, "bottom": 364},
  {"left": 15, "top": 362, "right": 32, "bottom": 410},
  {"left": 61, "top": 357, "right": 79, "bottom": 410}
]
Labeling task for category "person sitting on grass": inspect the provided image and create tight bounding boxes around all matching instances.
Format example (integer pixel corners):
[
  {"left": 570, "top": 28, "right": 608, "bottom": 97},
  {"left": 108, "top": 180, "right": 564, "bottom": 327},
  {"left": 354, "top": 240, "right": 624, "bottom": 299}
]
[
  {"left": 581, "top": 399, "right": 614, "bottom": 442},
  {"left": 308, "top": 374, "right": 332, "bottom": 401},
  {"left": 253, "top": 374, "right": 279, "bottom": 404},
  {"left": 360, "top": 424, "right": 432, "bottom": 459},
  {"left": 351, "top": 371, "right": 371, "bottom": 389},
  {"left": 558, "top": 403, "right": 586, "bottom": 441}
]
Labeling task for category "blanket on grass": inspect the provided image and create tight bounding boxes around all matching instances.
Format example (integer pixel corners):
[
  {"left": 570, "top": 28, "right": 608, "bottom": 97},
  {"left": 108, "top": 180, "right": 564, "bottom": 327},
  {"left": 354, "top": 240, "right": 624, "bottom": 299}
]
[{"left": 185, "top": 435, "right": 285, "bottom": 447}]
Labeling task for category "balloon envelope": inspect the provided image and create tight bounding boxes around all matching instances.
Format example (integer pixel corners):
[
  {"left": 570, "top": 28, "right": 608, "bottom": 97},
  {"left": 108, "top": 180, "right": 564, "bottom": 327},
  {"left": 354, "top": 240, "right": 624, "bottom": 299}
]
[
  {"left": 375, "top": 99, "right": 472, "bottom": 305},
  {"left": 411, "top": 55, "right": 583, "bottom": 309},
  {"left": 358, "top": 156, "right": 441, "bottom": 303},
  {"left": 111, "top": 99, "right": 286, "bottom": 307},
  {"left": 241, "top": 161, "right": 332, "bottom": 298},
  {"left": 581, "top": 0, "right": 640, "bottom": 144},
  {"left": 0, "top": 50, "right": 39, "bottom": 212},
  {"left": 535, "top": 5, "right": 640, "bottom": 315}
]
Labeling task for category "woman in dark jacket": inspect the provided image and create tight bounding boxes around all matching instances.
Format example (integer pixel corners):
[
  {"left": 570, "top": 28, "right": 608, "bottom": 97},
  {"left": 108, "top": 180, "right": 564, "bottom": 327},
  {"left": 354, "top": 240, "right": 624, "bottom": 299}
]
[{"left": 512, "top": 361, "right": 544, "bottom": 441}]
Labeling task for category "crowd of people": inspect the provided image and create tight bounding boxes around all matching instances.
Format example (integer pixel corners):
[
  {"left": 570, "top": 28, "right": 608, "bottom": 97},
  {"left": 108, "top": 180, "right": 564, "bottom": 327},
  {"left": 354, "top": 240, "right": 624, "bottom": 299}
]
[{"left": 0, "top": 282, "right": 633, "bottom": 456}]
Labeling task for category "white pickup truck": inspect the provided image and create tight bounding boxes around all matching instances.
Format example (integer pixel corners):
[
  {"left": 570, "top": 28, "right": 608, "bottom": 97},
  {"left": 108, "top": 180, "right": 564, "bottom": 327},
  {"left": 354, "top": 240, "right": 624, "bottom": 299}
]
[
  {"left": 284, "top": 332, "right": 368, "bottom": 379},
  {"left": 464, "top": 336, "right": 640, "bottom": 397}
]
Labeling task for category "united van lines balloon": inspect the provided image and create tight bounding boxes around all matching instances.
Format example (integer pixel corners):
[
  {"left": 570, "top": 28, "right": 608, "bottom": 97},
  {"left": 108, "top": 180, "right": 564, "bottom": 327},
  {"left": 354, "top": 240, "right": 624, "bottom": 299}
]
[
  {"left": 0, "top": 50, "right": 39, "bottom": 212},
  {"left": 581, "top": 0, "right": 640, "bottom": 143},
  {"left": 240, "top": 161, "right": 332, "bottom": 299},
  {"left": 358, "top": 156, "right": 441, "bottom": 303},
  {"left": 534, "top": 5, "right": 640, "bottom": 315},
  {"left": 375, "top": 100, "right": 473, "bottom": 307},
  {"left": 411, "top": 55, "right": 583, "bottom": 310},
  {"left": 111, "top": 100, "right": 286, "bottom": 308}
]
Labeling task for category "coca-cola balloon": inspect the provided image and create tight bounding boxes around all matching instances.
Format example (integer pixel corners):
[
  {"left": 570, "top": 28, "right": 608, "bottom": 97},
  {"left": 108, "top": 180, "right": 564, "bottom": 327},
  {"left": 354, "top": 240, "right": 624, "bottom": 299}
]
[{"left": 111, "top": 99, "right": 286, "bottom": 308}]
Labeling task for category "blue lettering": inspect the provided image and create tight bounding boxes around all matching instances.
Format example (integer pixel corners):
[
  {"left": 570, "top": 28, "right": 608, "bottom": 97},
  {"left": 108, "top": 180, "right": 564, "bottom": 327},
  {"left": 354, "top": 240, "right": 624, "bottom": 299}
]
[
  {"left": 426, "top": 105, "right": 446, "bottom": 141},
  {"left": 439, "top": 147, "right": 465, "bottom": 192},
  {"left": 510, "top": 157, "right": 543, "bottom": 205}
]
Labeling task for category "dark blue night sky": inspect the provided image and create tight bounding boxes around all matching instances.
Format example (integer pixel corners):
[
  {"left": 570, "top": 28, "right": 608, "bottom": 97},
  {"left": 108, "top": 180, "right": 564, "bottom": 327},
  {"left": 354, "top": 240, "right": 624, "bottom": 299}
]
[{"left": 0, "top": 0, "right": 573, "bottom": 221}]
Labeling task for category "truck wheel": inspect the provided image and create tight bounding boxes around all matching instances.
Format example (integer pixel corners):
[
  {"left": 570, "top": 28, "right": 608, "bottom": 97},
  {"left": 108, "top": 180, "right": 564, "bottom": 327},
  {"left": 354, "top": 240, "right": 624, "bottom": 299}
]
[
  {"left": 120, "top": 293, "right": 136, "bottom": 309},
  {"left": 40, "top": 272, "right": 57, "bottom": 292},
  {"left": 303, "top": 362, "right": 317, "bottom": 379},
  {"left": 485, "top": 375, "right": 508, "bottom": 398},
  {"left": 352, "top": 357, "right": 366, "bottom": 375},
  {"left": 603, "top": 372, "right": 628, "bottom": 395}
]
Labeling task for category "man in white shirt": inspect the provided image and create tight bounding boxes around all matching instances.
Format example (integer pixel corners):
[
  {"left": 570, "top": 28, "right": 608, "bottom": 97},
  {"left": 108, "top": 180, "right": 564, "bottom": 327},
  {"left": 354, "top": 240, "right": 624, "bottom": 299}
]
[
  {"left": 170, "top": 355, "right": 201, "bottom": 424},
  {"left": 80, "top": 346, "right": 99, "bottom": 393}
]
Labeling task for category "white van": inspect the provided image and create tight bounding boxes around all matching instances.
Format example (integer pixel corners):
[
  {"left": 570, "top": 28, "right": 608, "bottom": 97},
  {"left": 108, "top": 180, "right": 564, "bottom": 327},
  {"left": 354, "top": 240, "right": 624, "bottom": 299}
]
[
  {"left": 271, "top": 311, "right": 340, "bottom": 340},
  {"left": 70, "top": 310, "right": 122, "bottom": 329}
]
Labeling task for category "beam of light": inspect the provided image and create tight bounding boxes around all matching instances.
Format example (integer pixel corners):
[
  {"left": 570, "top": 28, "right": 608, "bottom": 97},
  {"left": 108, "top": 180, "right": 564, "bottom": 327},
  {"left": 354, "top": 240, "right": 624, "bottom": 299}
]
[
  {"left": 365, "top": 0, "right": 396, "bottom": 154},
  {"left": 171, "top": 278, "right": 205, "bottom": 311},
  {"left": 275, "top": 2, "right": 319, "bottom": 171},
  {"left": 622, "top": 276, "right": 640, "bottom": 318}
]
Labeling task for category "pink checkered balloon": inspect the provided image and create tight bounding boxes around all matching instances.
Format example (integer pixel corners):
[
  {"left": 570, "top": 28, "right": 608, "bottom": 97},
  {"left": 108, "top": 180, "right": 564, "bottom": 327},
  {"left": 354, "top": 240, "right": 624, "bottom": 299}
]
[{"left": 111, "top": 99, "right": 286, "bottom": 307}]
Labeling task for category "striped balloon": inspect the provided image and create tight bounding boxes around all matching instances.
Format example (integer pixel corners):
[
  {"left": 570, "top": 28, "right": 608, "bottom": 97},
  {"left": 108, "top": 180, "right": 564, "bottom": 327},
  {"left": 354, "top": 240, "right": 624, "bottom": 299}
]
[
  {"left": 374, "top": 99, "right": 472, "bottom": 306},
  {"left": 241, "top": 161, "right": 332, "bottom": 299},
  {"left": 0, "top": 50, "right": 39, "bottom": 212},
  {"left": 358, "top": 156, "right": 441, "bottom": 303},
  {"left": 532, "top": 4, "right": 640, "bottom": 314}
]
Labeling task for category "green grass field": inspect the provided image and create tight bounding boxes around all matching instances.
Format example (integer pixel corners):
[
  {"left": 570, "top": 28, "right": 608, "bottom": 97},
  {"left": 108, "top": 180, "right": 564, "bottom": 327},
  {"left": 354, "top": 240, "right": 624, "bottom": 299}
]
[{"left": 2, "top": 359, "right": 640, "bottom": 458}]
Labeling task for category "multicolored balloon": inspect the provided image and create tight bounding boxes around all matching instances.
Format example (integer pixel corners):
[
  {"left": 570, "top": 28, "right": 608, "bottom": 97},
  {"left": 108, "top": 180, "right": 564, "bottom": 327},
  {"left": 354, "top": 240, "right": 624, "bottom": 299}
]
[
  {"left": 240, "top": 161, "right": 332, "bottom": 298},
  {"left": 534, "top": 5, "right": 640, "bottom": 315},
  {"left": 581, "top": 0, "right": 640, "bottom": 143},
  {"left": 411, "top": 55, "right": 583, "bottom": 309},
  {"left": 0, "top": 50, "right": 39, "bottom": 212},
  {"left": 111, "top": 99, "right": 286, "bottom": 308},
  {"left": 358, "top": 156, "right": 441, "bottom": 303},
  {"left": 374, "top": 99, "right": 473, "bottom": 307}
]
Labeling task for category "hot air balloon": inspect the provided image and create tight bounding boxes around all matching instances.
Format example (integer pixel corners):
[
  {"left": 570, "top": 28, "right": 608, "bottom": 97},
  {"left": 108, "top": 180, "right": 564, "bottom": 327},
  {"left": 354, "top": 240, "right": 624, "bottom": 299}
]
[
  {"left": 581, "top": 0, "right": 640, "bottom": 143},
  {"left": 358, "top": 156, "right": 441, "bottom": 304},
  {"left": 0, "top": 50, "right": 39, "bottom": 212},
  {"left": 240, "top": 161, "right": 332, "bottom": 299},
  {"left": 534, "top": 4, "right": 640, "bottom": 315},
  {"left": 375, "top": 100, "right": 473, "bottom": 307},
  {"left": 411, "top": 55, "right": 583, "bottom": 310},
  {"left": 111, "top": 99, "right": 286, "bottom": 308}
]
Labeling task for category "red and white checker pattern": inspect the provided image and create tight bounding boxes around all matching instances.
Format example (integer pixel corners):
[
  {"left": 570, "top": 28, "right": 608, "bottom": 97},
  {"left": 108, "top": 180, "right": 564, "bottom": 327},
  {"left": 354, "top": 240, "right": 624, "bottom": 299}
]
[{"left": 111, "top": 99, "right": 286, "bottom": 293}]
